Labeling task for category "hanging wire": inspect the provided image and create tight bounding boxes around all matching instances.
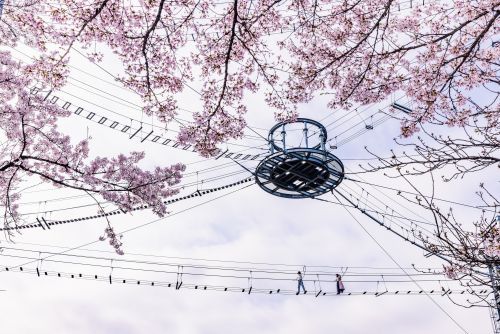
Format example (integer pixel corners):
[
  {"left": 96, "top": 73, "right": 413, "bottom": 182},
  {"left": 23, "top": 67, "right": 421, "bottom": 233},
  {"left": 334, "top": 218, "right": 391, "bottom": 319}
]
[{"left": 327, "top": 192, "right": 471, "bottom": 334}]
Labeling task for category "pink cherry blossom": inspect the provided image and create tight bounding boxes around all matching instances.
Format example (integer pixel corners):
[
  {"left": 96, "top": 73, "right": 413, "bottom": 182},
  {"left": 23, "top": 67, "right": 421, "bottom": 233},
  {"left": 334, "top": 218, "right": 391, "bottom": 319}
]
[
  {"left": 1, "top": 0, "right": 495, "bottom": 155},
  {"left": 0, "top": 51, "right": 185, "bottom": 245}
]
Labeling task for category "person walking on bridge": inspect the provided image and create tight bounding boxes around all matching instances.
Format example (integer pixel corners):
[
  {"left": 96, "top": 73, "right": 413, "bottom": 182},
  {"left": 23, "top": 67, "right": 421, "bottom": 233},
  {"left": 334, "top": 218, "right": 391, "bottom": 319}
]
[
  {"left": 336, "top": 274, "right": 345, "bottom": 294},
  {"left": 296, "top": 271, "right": 307, "bottom": 295}
]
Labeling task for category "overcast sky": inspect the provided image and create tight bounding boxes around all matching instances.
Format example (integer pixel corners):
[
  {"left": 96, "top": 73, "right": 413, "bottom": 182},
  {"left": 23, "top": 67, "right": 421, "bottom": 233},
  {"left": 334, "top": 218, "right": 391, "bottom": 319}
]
[{"left": 0, "top": 41, "right": 495, "bottom": 334}]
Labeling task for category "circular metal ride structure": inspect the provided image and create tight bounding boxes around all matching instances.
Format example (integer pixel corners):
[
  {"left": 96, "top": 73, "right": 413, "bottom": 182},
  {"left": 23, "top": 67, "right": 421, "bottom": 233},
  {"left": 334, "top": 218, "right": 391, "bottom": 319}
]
[{"left": 255, "top": 118, "right": 344, "bottom": 199}]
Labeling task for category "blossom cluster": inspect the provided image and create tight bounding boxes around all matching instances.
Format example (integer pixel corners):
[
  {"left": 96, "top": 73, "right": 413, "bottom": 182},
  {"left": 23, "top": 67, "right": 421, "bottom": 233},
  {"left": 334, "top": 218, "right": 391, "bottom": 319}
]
[
  {"left": 1, "top": 0, "right": 496, "bottom": 155},
  {"left": 0, "top": 51, "right": 185, "bottom": 244},
  {"left": 99, "top": 226, "right": 124, "bottom": 255}
]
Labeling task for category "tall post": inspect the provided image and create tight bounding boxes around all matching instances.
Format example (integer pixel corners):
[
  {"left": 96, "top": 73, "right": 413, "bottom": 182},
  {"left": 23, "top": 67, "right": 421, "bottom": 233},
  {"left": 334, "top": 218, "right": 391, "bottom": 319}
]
[
  {"left": 269, "top": 133, "right": 274, "bottom": 154},
  {"left": 281, "top": 125, "right": 286, "bottom": 152},
  {"left": 489, "top": 215, "right": 500, "bottom": 334},
  {"left": 489, "top": 265, "right": 500, "bottom": 325},
  {"left": 303, "top": 122, "right": 308, "bottom": 148},
  {"left": 319, "top": 131, "right": 325, "bottom": 160}
]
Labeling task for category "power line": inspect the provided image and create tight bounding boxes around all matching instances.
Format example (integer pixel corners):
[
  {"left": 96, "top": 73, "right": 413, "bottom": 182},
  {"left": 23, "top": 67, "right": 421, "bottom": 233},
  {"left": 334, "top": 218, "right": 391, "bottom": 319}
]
[
  {"left": 2, "top": 182, "right": 255, "bottom": 271},
  {"left": 16, "top": 169, "right": 254, "bottom": 216},
  {"left": 340, "top": 182, "right": 436, "bottom": 229},
  {"left": 0, "top": 247, "right": 452, "bottom": 280},
  {"left": 345, "top": 176, "right": 494, "bottom": 212},
  {"left": 0, "top": 253, "right": 456, "bottom": 283},
  {"left": 17, "top": 159, "right": 257, "bottom": 205},
  {"left": 341, "top": 182, "right": 435, "bottom": 236},
  {"left": 1, "top": 264, "right": 481, "bottom": 298},
  {"left": 8, "top": 176, "right": 255, "bottom": 230},
  {"left": 328, "top": 191, "right": 471, "bottom": 334},
  {"left": 8, "top": 241, "right": 445, "bottom": 272},
  {"left": 8, "top": 46, "right": 267, "bottom": 144},
  {"left": 343, "top": 170, "right": 440, "bottom": 228},
  {"left": 328, "top": 189, "right": 441, "bottom": 259},
  {"left": 17, "top": 149, "right": 260, "bottom": 196},
  {"left": 30, "top": 87, "right": 269, "bottom": 161}
]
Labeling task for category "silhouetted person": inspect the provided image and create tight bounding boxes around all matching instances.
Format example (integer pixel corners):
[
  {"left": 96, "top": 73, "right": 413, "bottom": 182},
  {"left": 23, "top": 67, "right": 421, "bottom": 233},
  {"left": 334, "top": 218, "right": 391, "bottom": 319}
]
[
  {"left": 296, "top": 271, "right": 307, "bottom": 295},
  {"left": 336, "top": 274, "right": 345, "bottom": 294}
]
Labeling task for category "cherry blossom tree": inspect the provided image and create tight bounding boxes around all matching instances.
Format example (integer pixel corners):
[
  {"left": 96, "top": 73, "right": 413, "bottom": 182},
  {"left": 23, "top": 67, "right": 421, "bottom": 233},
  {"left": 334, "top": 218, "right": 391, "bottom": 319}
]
[
  {"left": 0, "top": 0, "right": 498, "bottom": 263},
  {"left": 407, "top": 175, "right": 498, "bottom": 308},
  {"left": 355, "top": 112, "right": 499, "bottom": 307},
  {"left": 0, "top": 51, "right": 185, "bottom": 250},
  {"left": 1, "top": 0, "right": 497, "bottom": 154}
]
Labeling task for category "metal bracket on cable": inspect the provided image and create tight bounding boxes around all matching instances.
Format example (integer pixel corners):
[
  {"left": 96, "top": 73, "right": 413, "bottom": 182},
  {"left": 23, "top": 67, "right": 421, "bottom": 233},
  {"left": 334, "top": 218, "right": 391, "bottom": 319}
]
[
  {"left": 315, "top": 274, "right": 323, "bottom": 297},
  {"left": 248, "top": 271, "right": 253, "bottom": 295},
  {"left": 41, "top": 217, "right": 51, "bottom": 229},
  {"left": 176, "top": 266, "right": 183, "bottom": 290},
  {"left": 36, "top": 217, "right": 46, "bottom": 230},
  {"left": 392, "top": 103, "right": 412, "bottom": 114}
]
